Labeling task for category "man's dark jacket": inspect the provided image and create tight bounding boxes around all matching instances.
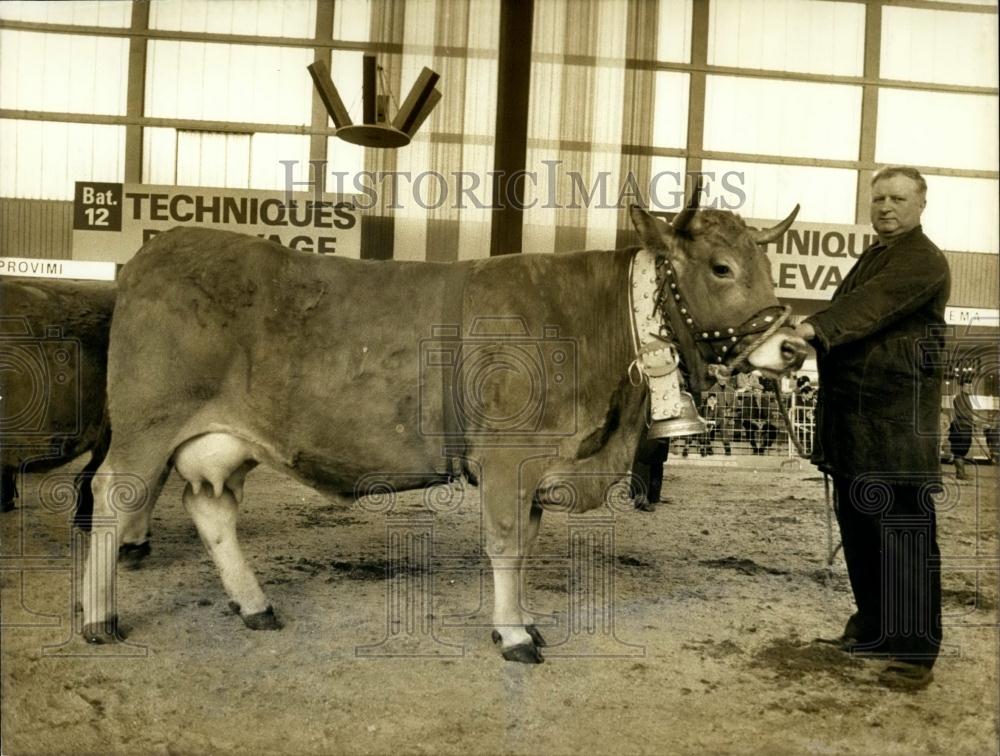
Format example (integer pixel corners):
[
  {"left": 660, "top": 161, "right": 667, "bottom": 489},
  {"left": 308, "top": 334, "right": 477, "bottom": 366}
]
[{"left": 805, "top": 225, "right": 950, "bottom": 481}]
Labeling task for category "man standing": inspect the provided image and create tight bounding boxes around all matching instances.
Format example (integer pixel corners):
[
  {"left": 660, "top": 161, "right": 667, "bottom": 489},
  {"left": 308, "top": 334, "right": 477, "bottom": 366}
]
[
  {"left": 948, "top": 378, "right": 975, "bottom": 481},
  {"left": 794, "top": 166, "right": 949, "bottom": 690},
  {"left": 708, "top": 374, "right": 736, "bottom": 456}
]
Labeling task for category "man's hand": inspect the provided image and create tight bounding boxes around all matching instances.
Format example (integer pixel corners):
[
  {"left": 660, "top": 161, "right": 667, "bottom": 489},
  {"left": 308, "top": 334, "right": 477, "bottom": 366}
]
[{"left": 794, "top": 322, "right": 816, "bottom": 343}]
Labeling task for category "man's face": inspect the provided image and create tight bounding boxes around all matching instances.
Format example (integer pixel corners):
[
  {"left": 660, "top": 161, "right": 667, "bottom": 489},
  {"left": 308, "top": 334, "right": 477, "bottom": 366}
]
[{"left": 870, "top": 174, "right": 926, "bottom": 239}]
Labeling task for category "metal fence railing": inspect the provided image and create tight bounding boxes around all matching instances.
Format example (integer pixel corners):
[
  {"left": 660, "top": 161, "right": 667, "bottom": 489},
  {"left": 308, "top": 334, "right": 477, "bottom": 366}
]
[{"left": 673, "top": 389, "right": 815, "bottom": 459}]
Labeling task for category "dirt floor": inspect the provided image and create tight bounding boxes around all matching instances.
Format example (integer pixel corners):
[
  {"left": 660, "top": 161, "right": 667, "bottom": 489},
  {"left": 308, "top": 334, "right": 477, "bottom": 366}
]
[{"left": 1, "top": 456, "right": 997, "bottom": 755}]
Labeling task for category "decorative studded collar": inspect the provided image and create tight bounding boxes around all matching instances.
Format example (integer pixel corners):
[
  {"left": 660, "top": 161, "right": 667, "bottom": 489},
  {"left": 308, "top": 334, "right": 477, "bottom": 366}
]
[{"left": 651, "top": 253, "right": 791, "bottom": 375}]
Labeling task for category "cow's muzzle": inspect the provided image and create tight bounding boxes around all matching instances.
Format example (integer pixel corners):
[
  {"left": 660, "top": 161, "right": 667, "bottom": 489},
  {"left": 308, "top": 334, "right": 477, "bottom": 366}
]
[{"left": 746, "top": 329, "right": 809, "bottom": 376}]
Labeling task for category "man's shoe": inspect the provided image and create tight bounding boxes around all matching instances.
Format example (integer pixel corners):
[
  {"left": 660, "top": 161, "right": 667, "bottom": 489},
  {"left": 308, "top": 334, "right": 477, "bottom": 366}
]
[{"left": 878, "top": 662, "right": 933, "bottom": 690}]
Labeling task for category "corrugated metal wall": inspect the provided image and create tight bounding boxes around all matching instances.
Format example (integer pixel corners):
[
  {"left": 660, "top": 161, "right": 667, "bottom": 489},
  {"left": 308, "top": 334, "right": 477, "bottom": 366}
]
[
  {"left": 945, "top": 250, "right": 1000, "bottom": 309},
  {"left": 0, "top": 197, "right": 72, "bottom": 258}
]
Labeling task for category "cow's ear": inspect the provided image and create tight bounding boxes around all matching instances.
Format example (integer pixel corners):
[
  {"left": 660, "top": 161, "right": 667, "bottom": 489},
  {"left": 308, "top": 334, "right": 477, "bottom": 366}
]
[{"left": 630, "top": 205, "right": 672, "bottom": 254}]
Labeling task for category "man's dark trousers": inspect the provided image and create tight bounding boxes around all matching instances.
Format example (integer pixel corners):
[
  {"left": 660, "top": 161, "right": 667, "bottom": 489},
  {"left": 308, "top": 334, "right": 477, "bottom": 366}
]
[{"left": 834, "top": 475, "right": 942, "bottom": 668}]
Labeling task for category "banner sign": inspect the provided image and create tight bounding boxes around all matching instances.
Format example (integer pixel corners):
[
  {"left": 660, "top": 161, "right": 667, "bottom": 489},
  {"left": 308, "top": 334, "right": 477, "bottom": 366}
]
[
  {"left": 750, "top": 218, "right": 878, "bottom": 302},
  {"left": 72, "top": 182, "right": 362, "bottom": 264}
]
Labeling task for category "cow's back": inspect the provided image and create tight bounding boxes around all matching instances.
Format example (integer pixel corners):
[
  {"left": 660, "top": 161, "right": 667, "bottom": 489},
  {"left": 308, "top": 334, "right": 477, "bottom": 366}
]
[
  {"left": 111, "top": 227, "right": 472, "bottom": 491},
  {"left": 0, "top": 278, "right": 115, "bottom": 469}
]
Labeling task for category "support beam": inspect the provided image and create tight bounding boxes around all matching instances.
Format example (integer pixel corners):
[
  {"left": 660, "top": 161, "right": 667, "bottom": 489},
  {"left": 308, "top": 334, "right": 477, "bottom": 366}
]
[
  {"left": 123, "top": 1, "right": 149, "bottom": 184},
  {"left": 856, "top": 2, "right": 883, "bottom": 223},
  {"left": 309, "top": 0, "right": 335, "bottom": 191},
  {"left": 489, "top": 0, "right": 534, "bottom": 256},
  {"left": 684, "top": 0, "right": 710, "bottom": 186}
]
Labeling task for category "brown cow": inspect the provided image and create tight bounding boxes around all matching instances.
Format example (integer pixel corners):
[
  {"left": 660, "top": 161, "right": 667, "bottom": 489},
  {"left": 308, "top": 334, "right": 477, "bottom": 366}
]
[
  {"left": 81, "top": 188, "right": 808, "bottom": 662},
  {"left": 1, "top": 278, "right": 114, "bottom": 530}
]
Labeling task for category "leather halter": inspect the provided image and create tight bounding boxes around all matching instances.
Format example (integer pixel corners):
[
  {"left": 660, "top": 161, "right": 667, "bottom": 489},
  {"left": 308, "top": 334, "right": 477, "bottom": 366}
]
[{"left": 650, "top": 252, "right": 792, "bottom": 380}]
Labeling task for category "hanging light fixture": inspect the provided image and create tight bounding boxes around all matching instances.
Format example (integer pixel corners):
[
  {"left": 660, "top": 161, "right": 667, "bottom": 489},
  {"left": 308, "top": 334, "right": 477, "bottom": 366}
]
[{"left": 308, "top": 56, "right": 441, "bottom": 149}]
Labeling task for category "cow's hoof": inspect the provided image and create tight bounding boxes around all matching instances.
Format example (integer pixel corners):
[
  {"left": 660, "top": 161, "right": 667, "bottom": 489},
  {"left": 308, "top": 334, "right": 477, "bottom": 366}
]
[
  {"left": 1, "top": 501, "right": 16, "bottom": 513},
  {"left": 525, "top": 624, "right": 547, "bottom": 647},
  {"left": 118, "top": 542, "right": 151, "bottom": 570},
  {"left": 241, "top": 605, "right": 282, "bottom": 631},
  {"left": 82, "top": 616, "right": 127, "bottom": 644},
  {"left": 492, "top": 630, "right": 544, "bottom": 663},
  {"left": 502, "top": 642, "right": 544, "bottom": 664}
]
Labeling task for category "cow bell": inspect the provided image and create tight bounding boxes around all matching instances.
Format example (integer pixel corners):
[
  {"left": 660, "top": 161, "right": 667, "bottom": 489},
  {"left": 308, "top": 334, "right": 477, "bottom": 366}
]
[{"left": 647, "top": 392, "right": 708, "bottom": 439}]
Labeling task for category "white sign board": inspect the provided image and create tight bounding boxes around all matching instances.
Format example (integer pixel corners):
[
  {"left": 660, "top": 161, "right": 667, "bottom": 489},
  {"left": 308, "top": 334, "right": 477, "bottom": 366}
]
[
  {"left": 72, "top": 181, "right": 362, "bottom": 264},
  {"left": 944, "top": 307, "right": 1000, "bottom": 327},
  {"left": 0, "top": 257, "right": 116, "bottom": 281}
]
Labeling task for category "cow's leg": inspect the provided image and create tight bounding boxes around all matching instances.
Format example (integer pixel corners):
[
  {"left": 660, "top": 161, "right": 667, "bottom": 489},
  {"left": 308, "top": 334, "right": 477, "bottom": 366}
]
[
  {"left": 482, "top": 460, "right": 543, "bottom": 663},
  {"left": 73, "top": 417, "right": 111, "bottom": 533},
  {"left": 174, "top": 433, "right": 276, "bottom": 630},
  {"left": 182, "top": 484, "right": 278, "bottom": 630},
  {"left": 82, "top": 458, "right": 168, "bottom": 643},
  {"left": 518, "top": 503, "right": 546, "bottom": 648},
  {"left": 1, "top": 467, "right": 18, "bottom": 512}
]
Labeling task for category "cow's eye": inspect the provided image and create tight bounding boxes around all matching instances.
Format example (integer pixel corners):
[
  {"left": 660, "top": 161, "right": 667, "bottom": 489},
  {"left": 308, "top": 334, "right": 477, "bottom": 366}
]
[{"left": 712, "top": 264, "right": 732, "bottom": 278}]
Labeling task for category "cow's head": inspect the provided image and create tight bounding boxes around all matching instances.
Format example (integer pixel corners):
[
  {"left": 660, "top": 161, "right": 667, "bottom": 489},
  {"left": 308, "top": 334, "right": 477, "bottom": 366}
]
[{"left": 629, "top": 185, "right": 808, "bottom": 386}]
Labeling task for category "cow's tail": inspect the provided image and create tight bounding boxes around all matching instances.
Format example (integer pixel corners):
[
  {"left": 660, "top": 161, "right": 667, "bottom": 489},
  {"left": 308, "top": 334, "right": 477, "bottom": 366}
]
[{"left": 72, "top": 412, "right": 111, "bottom": 532}]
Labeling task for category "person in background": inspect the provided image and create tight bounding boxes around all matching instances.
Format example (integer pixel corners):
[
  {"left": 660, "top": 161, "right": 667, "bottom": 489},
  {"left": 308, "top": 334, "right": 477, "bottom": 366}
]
[
  {"left": 948, "top": 378, "right": 975, "bottom": 481},
  {"left": 707, "top": 374, "right": 736, "bottom": 456},
  {"left": 795, "top": 375, "right": 816, "bottom": 406},
  {"left": 793, "top": 375, "right": 817, "bottom": 455},
  {"left": 629, "top": 429, "right": 669, "bottom": 512},
  {"left": 794, "top": 165, "right": 949, "bottom": 690}
]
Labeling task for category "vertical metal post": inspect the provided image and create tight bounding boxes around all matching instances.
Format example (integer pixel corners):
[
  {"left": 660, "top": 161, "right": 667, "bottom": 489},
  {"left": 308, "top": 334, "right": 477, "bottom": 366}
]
[
  {"left": 489, "top": 0, "right": 534, "bottom": 256},
  {"left": 684, "top": 0, "right": 710, "bottom": 182},
  {"left": 122, "top": 1, "right": 150, "bottom": 184},
  {"left": 855, "top": 2, "right": 882, "bottom": 223}
]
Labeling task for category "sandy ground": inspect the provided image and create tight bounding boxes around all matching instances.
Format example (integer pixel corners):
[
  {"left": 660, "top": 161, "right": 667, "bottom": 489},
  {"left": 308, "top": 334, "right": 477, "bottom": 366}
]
[{"left": 1, "top": 457, "right": 997, "bottom": 755}]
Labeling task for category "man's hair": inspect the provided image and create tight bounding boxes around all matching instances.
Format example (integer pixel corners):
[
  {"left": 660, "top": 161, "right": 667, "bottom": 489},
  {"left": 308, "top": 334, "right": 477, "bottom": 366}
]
[{"left": 872, "top": 165, "right": 927, "bottom": 197}]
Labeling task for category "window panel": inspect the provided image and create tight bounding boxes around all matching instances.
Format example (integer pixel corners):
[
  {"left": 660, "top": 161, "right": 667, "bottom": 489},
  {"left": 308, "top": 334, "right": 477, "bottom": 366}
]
[
  {"left": 145, "top": 41, "right": 313, "bottom": 125},
  {"left": 649, "top": 156, "right": 688, "bottom": 211},
  {"left": 528, "top": 62, "right": 563, "bottom": 140},
  {"left": 176, "top": 132, "right": 250, "bottom": 189},
  {"left": 0, "top": 31, "right": 128, "bottom": 115},
  {"left": 249, "top": 133, "right": 310, "bottom": 191},
  {"left": 876, "top": 89, "right": 998, "bottom": 172},
  {"left": 929, "top": 0, "right": 997, "bottom": 6},
  {"left": 592, "top": 62, "right": 626, "bottom": 146},
  {"left": 332, "top": 0, "right": 371, "bottom": 42},
  {"left": 142, "top": 126, "right": 177, "bottom": 184},
  {"left": 709, "top": 0, "right": 865, "bottom": 76},
  {"left": 463, "top": 56, "right": 499, "bottom": 137},
  {"left": 657, "top": 0, "right": 693, "bottom": 63},
  {"left": 467, "top": 0, "right": 501, "bottom": 52},
  {"left": 149, "top": 0, "right": 315, "bottom": 38},
  {"left": 325, "top": 138, "right": 366, "bottom": 195},
  {"left": 921, "top": 175, "right": 999, "bottom": 255},
  {"left": 0, "top": 119, "right": 125, "bottom": 199},
  {"left": 403, "top": 0, "right": 436, "bottom": 48},
  {"left": 327, "top": 50, "right": 365, "bottom": 127},
  {"left": 0, "top": 1, "right": 130, "bottom": 27},
  {"left": 704, "top": 76, "right": 861, "bottom": 161},
  {"left": 881, "top": 7, "right": 998, "bottom": 88},
  {"left": 652, "top": 72, "right": 690, "bottom": 150},
  {"left": 702, "top": 160, "right": 857, "bottom": 224}
]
